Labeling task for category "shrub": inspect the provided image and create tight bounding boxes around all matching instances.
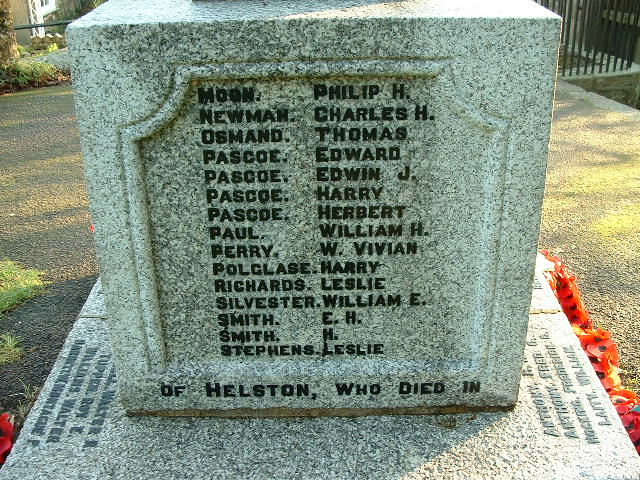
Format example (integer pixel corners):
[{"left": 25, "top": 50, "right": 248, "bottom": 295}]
[{"left": 0, "top": 60, "right": 67, "bottom": 93}]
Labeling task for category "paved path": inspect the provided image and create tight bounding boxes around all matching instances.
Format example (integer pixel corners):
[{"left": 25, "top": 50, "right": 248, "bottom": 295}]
[
  {"left": 0, "top": 85, "right": 97, "bottom": 414},
  {"left": 0, "top": 80, "right": 638, "bottom": 416},
  {"left": 540, "top": 81, "right": 640, "bottom": 391}
]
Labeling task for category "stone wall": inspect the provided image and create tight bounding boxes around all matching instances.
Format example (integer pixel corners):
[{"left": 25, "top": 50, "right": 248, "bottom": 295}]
[
  {"left": 30, "top": 32, "right": 66, "bottom": 49},
  {"left": 563, "top": 65, "right": 640, "bottom": 109},
  {"left": 8, "top": 0, "right": 29, "bottom": 45}
]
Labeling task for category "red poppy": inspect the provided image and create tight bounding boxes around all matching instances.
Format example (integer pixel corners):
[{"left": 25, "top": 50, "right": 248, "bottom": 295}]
[
  {"left": 586, "top": 340, "right": 620, "bottom": 365},
  {"left": 541, "top": 250, "right": 640, "bottom": 452},
  {"left": 575, "top": 328, "right": 620, "bottom": 367},
  {"left": 546, "top": 257, "right": 594, "bottom": 329},
  {"left": 622, "top": 413, "right": 640, "bottom": 443},
  {"left": 621, "top": 411, "right": 638, "bottom": 430},
  {"left": 0, "top": 413, "right": 14, "bottom": 464},
  {"left": 577, "top": 327, "right": 609, "bottom": 344},
  {"left": 575, "top": 327, "right": 610, "bottom": 347},
  {"left": 556, "top": 282, "right": 577, "bottom": 305},
  {"left": 591, "top": 359, "right": 621, "bottom": 391},
  {"left": 611, "top": 389, "right": 640, "bottom": 415},
  {"left": 566, "top": 304, "right": 593, "bottom": 329}
]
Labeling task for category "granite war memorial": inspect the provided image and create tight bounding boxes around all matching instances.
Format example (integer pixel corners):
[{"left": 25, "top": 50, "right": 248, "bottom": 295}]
[
  {"left": 65, "top": 0, "right": 560, "bottom": 416},
  {"left": 2, "top": 0, "right": 640, "bottom": 478}
]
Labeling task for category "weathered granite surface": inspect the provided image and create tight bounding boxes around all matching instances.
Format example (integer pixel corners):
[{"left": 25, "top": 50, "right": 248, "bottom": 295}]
[
  {"left": 68, "top": 0, "right": 560, "bottom": 414},
  {"left": 2, "top": 261, "right": 639, "bottom": 479}
]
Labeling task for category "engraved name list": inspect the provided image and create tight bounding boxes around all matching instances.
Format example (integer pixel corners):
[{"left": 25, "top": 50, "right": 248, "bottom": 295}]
[{"left": 199, "top": 77, "right": 435, "bottom": 361}]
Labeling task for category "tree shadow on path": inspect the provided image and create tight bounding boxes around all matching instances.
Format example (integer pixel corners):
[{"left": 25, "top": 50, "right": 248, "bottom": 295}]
[{"left": 0, "top": 84, "right": 98, "bottom": 426}]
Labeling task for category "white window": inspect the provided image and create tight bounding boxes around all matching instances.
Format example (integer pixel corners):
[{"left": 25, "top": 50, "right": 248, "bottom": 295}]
[{"left": 39, "top": 0, "right": 57, "bottom": 16}]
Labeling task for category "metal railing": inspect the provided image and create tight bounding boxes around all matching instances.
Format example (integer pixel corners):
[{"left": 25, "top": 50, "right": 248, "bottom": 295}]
[
  {"left": 14, "top": 20, "right": 72, "bottom": 31},
  {"left": 536, "top": 0, "right": 640, "bottom": 75}
]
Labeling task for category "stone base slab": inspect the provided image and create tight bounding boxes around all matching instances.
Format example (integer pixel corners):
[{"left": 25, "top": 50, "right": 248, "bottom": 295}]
[{"left": 1, "top": 259, "right": 639, "bottom": 479}]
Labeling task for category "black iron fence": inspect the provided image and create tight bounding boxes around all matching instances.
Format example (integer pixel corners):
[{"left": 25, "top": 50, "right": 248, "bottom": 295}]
[
  {"left": 536, "top": 0, "right": 640, "bottom": 75},
  {"left": 13, "top": 20, "right": 73, "bottom": 31}
]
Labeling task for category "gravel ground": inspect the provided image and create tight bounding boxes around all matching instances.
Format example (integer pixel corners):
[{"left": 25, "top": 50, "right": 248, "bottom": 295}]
[{"left": 0, "top": 80, "right": 637, "bottom": 426}]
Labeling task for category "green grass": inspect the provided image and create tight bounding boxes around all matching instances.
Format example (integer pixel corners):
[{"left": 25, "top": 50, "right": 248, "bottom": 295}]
[
  {"left": 0, "top": 333, "right": 23, "bottom": 365},
  {"left": 0, "top": 259, "right": 46, "bottom": 315},
  {"left": 15, "top": 381, "right": 38, "bottom": 428}
]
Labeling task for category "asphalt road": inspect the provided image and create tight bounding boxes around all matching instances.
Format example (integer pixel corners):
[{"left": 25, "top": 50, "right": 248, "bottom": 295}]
[{"left": 0, "top": 80, "right": 638, "bottom": 418}]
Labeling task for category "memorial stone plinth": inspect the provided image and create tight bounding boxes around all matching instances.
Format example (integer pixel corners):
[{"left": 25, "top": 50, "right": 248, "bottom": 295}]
[
  {"left": 4, "top": 261, "right": 640, "bottom": 480},
  {"left": 68, "top": 0, "right": 560, "bottom": 415}
]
